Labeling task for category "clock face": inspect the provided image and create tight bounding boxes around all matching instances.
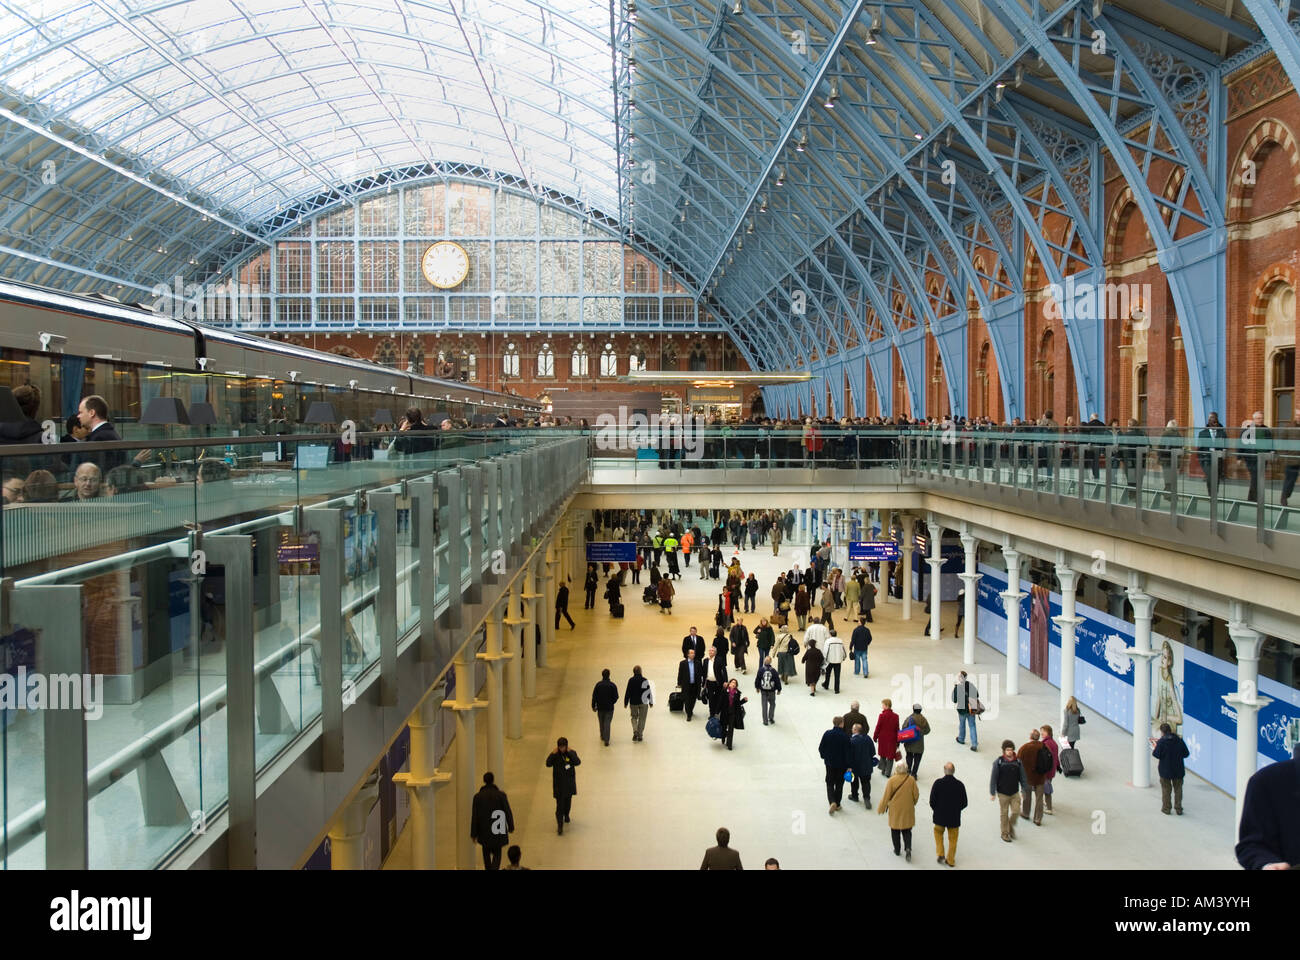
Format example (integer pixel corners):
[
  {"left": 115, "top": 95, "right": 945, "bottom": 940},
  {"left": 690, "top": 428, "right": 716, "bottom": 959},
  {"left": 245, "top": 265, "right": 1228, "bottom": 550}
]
[{"left": 421, "top": 241, "right": 470, "bottom": 289}]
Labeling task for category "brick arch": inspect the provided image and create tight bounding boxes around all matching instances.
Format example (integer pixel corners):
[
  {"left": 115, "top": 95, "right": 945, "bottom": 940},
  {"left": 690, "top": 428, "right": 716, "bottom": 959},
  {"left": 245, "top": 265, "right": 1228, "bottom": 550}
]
[
  {"left": 329, "top": 345, "right": 363, "bottom": 360},
  {"left": 1228, "top": 117, "right": 1300, "bottom": 216},
  {"left": 1161, "top": 167, "right": 1185, "bottom": 228},
  {"left": 1104, "top": 187, "right": 1136, "bottom": 262},
  {"left": 1248, "top": 262, "right": 1300, "bottom": 326}
]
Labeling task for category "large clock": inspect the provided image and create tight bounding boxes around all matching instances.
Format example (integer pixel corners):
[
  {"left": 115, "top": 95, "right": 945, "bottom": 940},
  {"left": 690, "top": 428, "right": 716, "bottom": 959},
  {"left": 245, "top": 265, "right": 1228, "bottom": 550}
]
[{"left": 421, "top": 241, "right": 470, "bottom": 289}]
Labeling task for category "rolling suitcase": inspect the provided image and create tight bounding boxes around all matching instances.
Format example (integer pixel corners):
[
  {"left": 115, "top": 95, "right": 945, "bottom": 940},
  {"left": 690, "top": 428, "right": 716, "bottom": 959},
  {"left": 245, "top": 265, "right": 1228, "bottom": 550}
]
[
  {"left": 1059, "top": 747, "right": 1084, "bottom": 777},
  {"left": 705, "top": 715, "right": 723, "bottom": 740},
  {"left": 668, "top": 691, "right": 685, "bottom": 713},
  {"left": 709, "top": 563, "right": 720, "bottom": 579},
  {"left": 612, "top": 602, "right": 625, "bottom": 618}
]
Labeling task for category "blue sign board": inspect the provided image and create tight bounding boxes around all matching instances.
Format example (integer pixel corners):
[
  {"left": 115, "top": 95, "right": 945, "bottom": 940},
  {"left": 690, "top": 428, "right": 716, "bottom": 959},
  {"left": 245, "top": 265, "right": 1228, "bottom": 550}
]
[
  {"left": 849, "top": 541, "right": 900, "bottom": 562},
  {"left": 586, "top": 541, "right": 638, "bottom": 563}
]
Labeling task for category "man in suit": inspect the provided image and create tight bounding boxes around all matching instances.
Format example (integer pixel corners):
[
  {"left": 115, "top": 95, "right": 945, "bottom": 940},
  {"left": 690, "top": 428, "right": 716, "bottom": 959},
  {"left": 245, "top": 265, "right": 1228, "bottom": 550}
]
[
  {"left": 681, "top": 626, "right": 702, "bottom": 658},
  {"left": 676, "top": 648, "right": 701, "bottom": 721},
  {"left": 700, "top": 826, "right": 743, "bottom": 870},
  {"left": 1196, "top": 412, "right": 1226, "bottom": 494},
  {"left": 591, "top": 669, "right": 619, "bottom": 747},
  {"left": 77, "top": 394, "right": 126, "bottom": 470},
  {"left": 702, "top": 646, "right": 728, "bottom": 717},
  {"left": 469, "top": 772, "right": 515, "bottom": 870},
  {"left": 1240, "top": 411, "right": 1273, "bottom": 504}
]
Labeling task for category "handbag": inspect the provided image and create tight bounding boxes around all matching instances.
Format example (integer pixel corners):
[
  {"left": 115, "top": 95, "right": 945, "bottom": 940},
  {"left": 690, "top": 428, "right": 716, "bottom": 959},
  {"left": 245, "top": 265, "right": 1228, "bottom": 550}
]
[
  {"left": 1077, "top": 712, "right": 1087, "bottom": 725},
  {"left": 968, "top": 698, "right": 986, "bottom": 717},
  {"left": 896, "top": 724, "right": 919, "bottom": 743}
]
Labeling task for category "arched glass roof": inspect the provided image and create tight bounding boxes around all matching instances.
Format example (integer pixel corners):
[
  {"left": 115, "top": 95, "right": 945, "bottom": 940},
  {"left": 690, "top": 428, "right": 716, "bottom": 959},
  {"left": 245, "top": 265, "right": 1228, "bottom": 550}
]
[{"left": 0, "top": 0, "right": 617, "bottom": 221}]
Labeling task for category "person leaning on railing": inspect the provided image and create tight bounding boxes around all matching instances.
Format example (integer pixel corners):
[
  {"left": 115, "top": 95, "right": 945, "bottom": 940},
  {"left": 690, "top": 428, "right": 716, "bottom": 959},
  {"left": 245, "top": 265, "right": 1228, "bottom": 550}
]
[{"left": 1278, "top": 411, "right": 1300, "bottom": 507}]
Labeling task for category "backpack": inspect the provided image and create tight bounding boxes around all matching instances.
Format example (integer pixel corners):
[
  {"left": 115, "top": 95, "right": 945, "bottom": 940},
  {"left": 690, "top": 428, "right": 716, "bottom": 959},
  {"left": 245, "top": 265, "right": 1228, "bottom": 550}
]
[
  {"left": 1035, "top": 744, "right": 1053, "bottom": 775},
  {"left": 783, "top": 634, "right": 798, "bottom": 654}
]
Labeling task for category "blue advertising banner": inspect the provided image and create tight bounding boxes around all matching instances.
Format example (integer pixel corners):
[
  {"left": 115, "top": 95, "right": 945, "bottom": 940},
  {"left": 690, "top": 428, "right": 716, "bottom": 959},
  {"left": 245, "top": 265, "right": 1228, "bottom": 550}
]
[
  {"left": 586, "top": 541, "right": 638, "bottom": 563},
  {"left": 849, "top": 541, "right": 900, "bottom": 562},
  {"left": 975, "top": 562, "right": 1300, "bottom": 796}
]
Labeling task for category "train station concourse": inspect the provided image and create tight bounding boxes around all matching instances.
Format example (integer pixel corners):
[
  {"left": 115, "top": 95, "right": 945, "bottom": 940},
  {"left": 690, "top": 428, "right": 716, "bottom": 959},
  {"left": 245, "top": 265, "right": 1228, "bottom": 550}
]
[{"left": 0, "top": 0, "right": 1297, "bottom": 934}]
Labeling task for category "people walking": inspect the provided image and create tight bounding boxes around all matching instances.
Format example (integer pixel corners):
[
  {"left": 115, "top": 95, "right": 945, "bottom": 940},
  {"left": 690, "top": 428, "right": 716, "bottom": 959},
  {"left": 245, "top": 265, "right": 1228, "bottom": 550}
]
[
  {"left": 717, "top": 678, "right": 747, "bottom": 751},
  {"left": 469, "top": 772, "right": 515, "bottom": 870},
  {"left": 821, "top": 628, "right": 846, "bottom": 692},
  {"left": 777, "top": 630, "right": 799, "bottom": 684},
  {"left": 874, "top": 699, "right": 901, "bottom": 778},
  {"left": 755, "top": 656, "right": 782, "bottom": 725},
  {"left": 545, "top": 738, "right": 581, "bottom": 835},
  {"left": 729, "top": 617, "right": 750, "bottom": 674},
  {"left": 555, "top": 581, "right": 575, "bottom": 630},
  {"left": 877, "top": 764, "right": 920, "bottom": 860},
  {"left": 624, "top": 665, "right": 652, "bottom": 742},
  {"left": 990, "top": 739, "right": 1028, "bottom": 842},
  {"left": 700, "top": 827, "right": 743, "bottom": 870},
  {"left": 818, "top": 716, "right": 853, "bottom": 814},
  {"left": 703, "top": 646, "right": 728, "bottom": 717},
  {"left": 841, "top": 700, "right": 868, "bottom": 744},
  {"left": 953, "top": 671, "right": 980, "bottom": 750},
  {"left": 676, "top": 648, "right": 701, "bottom": 721},
  {"left": 657, "top": 576, "right": 675, "bottom": 614},
  {"left": 801, "top": 638, "right": 825, "bottom": 697},
  {"left": 1017, "top": 729, "right": 1049, "bottom": 826},
  {"left": 583, "top": 564, "right": 598, "bottom": 609},
  {"left": 850, "top": 618, "right": 872, "bottom": 677},
  {"left": 901, "top": 703, "right": 931, "bottom": 778},
  {"left": 1062, "top": 695, "right": 1083, "bottom": 751},
  {"left": 591, "top": 669, "right": 619, "bottom": 746},
  {"left": 819, "top": 582, "right": 837, "bottom": 633},
  {"left": 1040, "top": 724, "right": 1060, "bottom": 815},
  {"left": 794, "top": 584, "right": 811, "bottom": 631},
  {"left": 929, "top": 762, "right": 968, "bottom": 867},
  {"left": 754, "top": 617, "right": 775, "bottom": 667},
  {"left": 744, "top": 572, "right": 758, "bottom": 613},
  {"left": 1152, "top": 722, "right": 1190, "bottom": 815},
  {"left": 848, "top": 723, "right": 877, "bottom": 806}
]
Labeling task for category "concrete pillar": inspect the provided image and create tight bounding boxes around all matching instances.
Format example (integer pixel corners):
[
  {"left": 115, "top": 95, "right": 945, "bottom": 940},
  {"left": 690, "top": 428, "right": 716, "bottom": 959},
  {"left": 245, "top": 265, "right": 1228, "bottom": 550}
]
[
  {"left": 521, "top": 560, "right": 541, "bottom": 699},
  {"left": 1125, "top": 583, "right": 1157, "bottom": 789},
  {"left": 478, "top": 604, "right": 507, "bottom": 781},
  {"left": 391, "top": 696, "right": 452, "bottom": 870},
  {"left": 1000, "top": 547, "right": 1024, "bottom": 696},
  {"left": 927, "top": 516, "right": 943, "bottom": 641},
  {"left": 1225, "top": 618, "right": 1271, "bottom": 832},
  {"left": 503, "top": 579, "right": 525, "bottom": 740},
  {"left": 444, "top": 647, "right": 485, "bottom": 869},
  {"left": 1053, "top": 558, "right": 1082, "bottom": 727},
  {"left": 327, "top": 778, "right": 381, "bottom": 870},
  {"left": 901, "top": 515, "right": 915, "bottom": 620},
  {"left": 959, "top": 533, "right": 980, "bottom": 665}
]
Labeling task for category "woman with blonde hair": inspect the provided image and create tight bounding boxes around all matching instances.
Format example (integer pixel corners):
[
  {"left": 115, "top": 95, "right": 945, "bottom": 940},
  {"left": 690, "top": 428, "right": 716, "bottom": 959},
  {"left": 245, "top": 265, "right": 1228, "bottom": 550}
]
[{"left": 1062, "top": 696, "right": 1083, "bottom": 749}]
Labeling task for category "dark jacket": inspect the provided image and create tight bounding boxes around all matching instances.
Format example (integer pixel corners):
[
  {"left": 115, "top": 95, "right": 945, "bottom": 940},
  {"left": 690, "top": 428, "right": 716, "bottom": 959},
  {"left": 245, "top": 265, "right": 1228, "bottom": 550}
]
[
  {"left": 0, "top": 419, "right": 42, "bottom": 445},
  {"left": 801, "top": 645, "right": 824, "bottom": 685},
  {"left": 677, "top": 657, "right": 701, "bottom": 690},
  {"left": 1018, "top": 741, "right": 1047, "bottom": 786},
  {"left": 700, "top": 845, "right": 743, "bottom": 870},
  {"left": 841, "top": 709, "right": 868, "bottom": 738},
  {"left": 624, "top": 674, "right": 652, "bottom": 708},
  {"left": 1152, "top": 733, "right": 1189, "bottom": 780},
  {"left": 556, "top": 584, "right": 570, "bottom": 609},
  {"left": 990, "top": 756, "right": 1028, "bottom": 796},
  {"left": 591, "top": 679, "right": 619, "bottom": 712},
  {"left": 754, "top": 664, "right": 781, "bottom": 694},
  {"left": 929, "top": 774, "right": 968, "bottom": 828},
  {"left": 470, "top": 784, "right": 515, "bottom": 848},
  {"left": 546, "top": 749, "right": 580, "bottom": 798},
  {"left": 818, "top": 726, "right": 852, "bottom": 771},
  {"left": 729, "top": 624, "right": 749, "bottom": 654},
  {"left": 701, "top": 655, "right": 728, "bottom": 688},
  {"left": 83, "top": 420, "right": 126, "bottom": 470},
  {"left": 1235, "top": 759, "right": 1300, "bottom": 869},
  {"left": 753, "top": 624, "right": 776, "bottom": 659},
  {"left": 682, "top": 633, "right": 702, "bottom": 657},
  {"left": 849, "top": 624, "right": 872, "bottom": 654},
  {"left": 848, "top": 732, "right": 877, "bottom": 776}
]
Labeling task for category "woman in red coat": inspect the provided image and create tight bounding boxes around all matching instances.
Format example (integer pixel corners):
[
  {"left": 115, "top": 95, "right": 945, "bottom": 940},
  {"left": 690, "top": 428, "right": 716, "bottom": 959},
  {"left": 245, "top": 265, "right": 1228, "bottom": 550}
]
[{"left": 874, "top": 699, "right": 901, "bottom": 779}]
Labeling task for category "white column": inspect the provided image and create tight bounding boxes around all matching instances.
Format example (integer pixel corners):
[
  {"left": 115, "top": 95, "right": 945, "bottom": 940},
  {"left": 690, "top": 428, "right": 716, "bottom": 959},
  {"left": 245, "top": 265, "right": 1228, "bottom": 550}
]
[
  {"left": 901, "top": 515, "right": 915, "bottom": 620},
  {"left": 391, "top": 696, "right": 452, "bottom": 870},
  {"left": 1225, "top": 618, "right": 1271, "bottom": 832},
  {"left": 927, "top": 516, "right": 943, "bottom": 641},
  {"left": 328, "top": 778, "right": 381, "bottom": 870},
  {"left": 442, "top": 647, "right": 483, "bottom": 870},
  {"left": 1125, "top": 584, "right": 1157, "bottom": 789},
  {"left": 959, "top": 532, "right": 980, "bottom": 665},
  {"left": 503, "top": 579, "right": 524, "bottom": 740},
  {"left": 1053, "top": 557, "right": 1081, "bottom": 727},
  {"left": 521, "top": 560, "right": 540, "bottom": 699},
  {"left": 478, "top": 603, "right": 507, "bottom": 780},
  {"left": 1000, "top": 547, "right": 1024, "bottom": 696}
]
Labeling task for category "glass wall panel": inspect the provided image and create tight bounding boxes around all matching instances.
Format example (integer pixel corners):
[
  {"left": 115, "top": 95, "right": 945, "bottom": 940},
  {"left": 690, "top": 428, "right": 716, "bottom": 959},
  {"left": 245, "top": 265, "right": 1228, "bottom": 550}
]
[
  {"left": 359, "top": 194, "right": 399, "bottom": 236},
  {"left": 447, "top": 183, "right": 491, "bottom": 236},
  {"left": 496, "top": 191, "right": 537, "bottom": 235},
  {"left": 540, "top": 241, "right": 581, "bottom": 293},
  {"left": 359, "top": 241, "right": 400, "bottom": 292},
  {"left": 275, "top": 242, "right": 311, "bottom": 293},
  {"left": 317, "top": 242, "right": 355, "bottom": 294},
  {"left": 583, "top": 242, "right": 621, "bottom": 292}
]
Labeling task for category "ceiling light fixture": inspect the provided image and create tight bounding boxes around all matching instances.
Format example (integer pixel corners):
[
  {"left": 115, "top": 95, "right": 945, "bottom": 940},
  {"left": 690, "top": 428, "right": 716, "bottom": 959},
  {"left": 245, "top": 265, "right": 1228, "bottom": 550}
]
[
  {"left": 796, "top": 129, "right": 807, "bottom": 152},
  {"left": 776, "top": 167, "right": 785, "bottom": 186},
  {"left": 824, "top": 78, "right": 840, "bottom": 109},
  {"left": 759, "top": 195, "right": 768, "bottom": 212},
  {"left": 627, "top": 0, "right": 638, "bottom": 22}
]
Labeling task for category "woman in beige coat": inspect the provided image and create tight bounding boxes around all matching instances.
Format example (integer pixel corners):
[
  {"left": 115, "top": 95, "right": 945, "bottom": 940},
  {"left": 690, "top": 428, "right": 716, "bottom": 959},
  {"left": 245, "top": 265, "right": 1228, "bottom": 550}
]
[{"left": 877, "top": 767, "right": 920, "bottom": 860}]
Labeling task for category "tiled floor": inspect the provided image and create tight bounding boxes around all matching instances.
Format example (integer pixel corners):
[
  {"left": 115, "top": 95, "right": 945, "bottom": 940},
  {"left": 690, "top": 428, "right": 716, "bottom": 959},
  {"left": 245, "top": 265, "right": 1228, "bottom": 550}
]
[{"left": 387, "top": 530, "right": 1237, "bottom": 870}]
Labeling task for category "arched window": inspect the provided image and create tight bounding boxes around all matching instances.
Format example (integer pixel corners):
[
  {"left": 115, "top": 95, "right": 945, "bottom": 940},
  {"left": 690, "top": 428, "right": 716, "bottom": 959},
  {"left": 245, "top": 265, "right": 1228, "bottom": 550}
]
[
  {"left": 571, "top": 343, "right": 589, "bottom": 377},
  {"left": 1135, "top": 363, "right": 1148, "bottom": 424},
  {"left": 721, "top": 344, "right": 738, "bottom": 371},
  {"left": 600, "top": 343, "right": 618, "bottom": 378},
  {"left": 1273, "top": 348, "right": 1295, "bottom": 424},
  {"left": 375, "top": 338, "right": 399, "bottom": 368},
  {"left": 689, "top": 344, "right": 709, "bottom": 371},
  {"left": 537, "top": 343, "right": 555, "bottom": 378},
  {"left": 503, "top": 343, "right": 520, "bottom": 378},
  {"left": 661, "top": 341, "right": 679, "bottom": 369},
  {"left": 628, "top": 342, "right": 648, "bottom": 372},
  {"left": 407, "top": 339, "right": 425, "bottom": 374}
]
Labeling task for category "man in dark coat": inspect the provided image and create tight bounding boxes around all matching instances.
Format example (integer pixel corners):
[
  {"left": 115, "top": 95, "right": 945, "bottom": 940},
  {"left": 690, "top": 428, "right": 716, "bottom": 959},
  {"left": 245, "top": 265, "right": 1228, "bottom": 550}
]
[
  {"left": 555, "top": 582, "right": 575, "bottom": 630},
  {"left": 1235, "top": 757, "right": 1300, "bottom": 869},
  {"left": 819, "top": 716, "right": 853, "bottom": 814},
  {"left": 676, "top": 648, "right": 702, "bottom": 721},
  {"left": 702, "top": 646, "right": 728, "bottom": 717},
  {"left": 1151, "top": 723, "right": 1190, "bottom": 815},
  {"left": 929, "top": 762, "right": 968, "bottom": 866},
  {"left": 729, "top": 618, "right": 750, "bottom": 674},
  {"left": 77, "top": 394, "right": 126, "bottom": 470},
  {"left": 700, "top": 827, "right": 743, "bottom": 870},
  {"left": 469, "top": 772, "right": 515, "bottom": 870},
  {"left": 545, "top": 738, "right": 581, "bottom": 835},
  {"left": 848, "top": 722, "right": 877, "bottom": 806},
  {"left": 591, "top": 669, "right": 619, "bottom": 746},
  {"left": 682, "top": 627, "right": 703, "bottom": 658}
]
